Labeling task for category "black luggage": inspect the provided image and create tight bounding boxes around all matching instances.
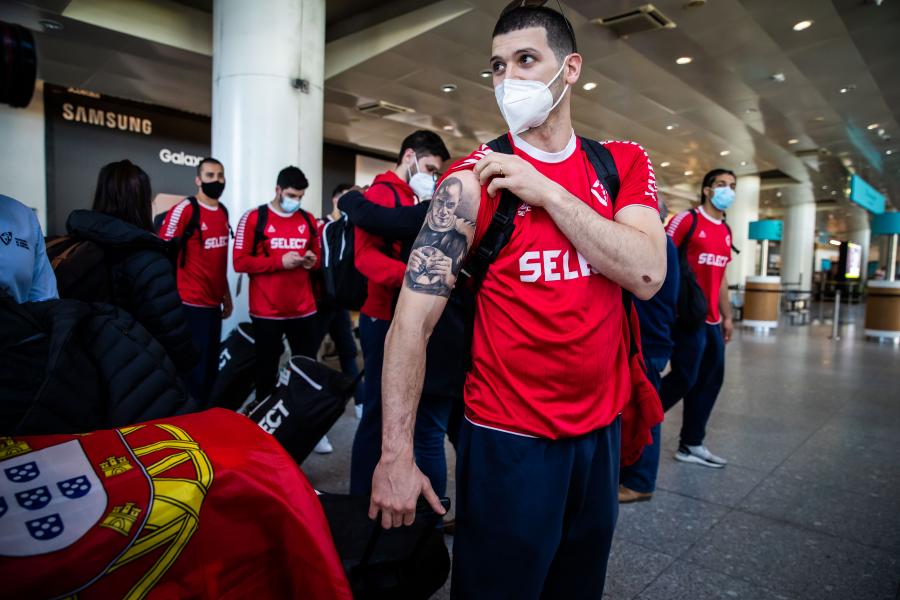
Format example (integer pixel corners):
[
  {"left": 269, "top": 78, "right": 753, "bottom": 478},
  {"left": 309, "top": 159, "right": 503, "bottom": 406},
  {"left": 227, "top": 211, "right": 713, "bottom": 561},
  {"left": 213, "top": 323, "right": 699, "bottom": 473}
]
[
  {"left": 319, "top": 493, "right": 451, "bottom": 600},
  {"left": 209, "top": 322, "right": 257, "bottom": 411},
  {"left": 247, "top": 355, "right": 358, "bottom": 463},
  {"left": 321, "top": 213, "right": 369, "bottom": 311}
]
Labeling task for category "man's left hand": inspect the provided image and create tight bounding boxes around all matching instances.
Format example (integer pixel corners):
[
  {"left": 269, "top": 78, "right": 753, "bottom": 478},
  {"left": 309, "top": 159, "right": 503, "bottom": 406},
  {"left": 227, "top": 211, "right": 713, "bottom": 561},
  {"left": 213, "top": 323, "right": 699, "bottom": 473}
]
[
  {"left": 301, "top": 250, "right": 317, "bottom": 270},
  {"left": 722, "top": 318, "right": 734, "bottom": 343},
  {"left": 222, "top": 294, "right": 233, "bottom": 319},
  {"left": 474, "top": 153, "right": 564, "bottom": 208}
]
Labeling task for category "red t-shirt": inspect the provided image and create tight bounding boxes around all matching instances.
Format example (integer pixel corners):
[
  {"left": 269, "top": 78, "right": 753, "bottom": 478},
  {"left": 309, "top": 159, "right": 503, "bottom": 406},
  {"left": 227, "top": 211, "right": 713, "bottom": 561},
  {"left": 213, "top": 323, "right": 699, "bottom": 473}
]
[
  {"left": 354, "top": 171, "right": 416, "bottom": 321},
  {"left": 666, "top": 207, "right": 732, "bottom": 324},
  {"left": 233, "top": 205, "right": 319, "bottom": 319},
  {"left": 445, "top": 133, "right": 659, "bottom": 439},
  {"left": 160, "top": 198, "right": 229, "bottom": 308}
]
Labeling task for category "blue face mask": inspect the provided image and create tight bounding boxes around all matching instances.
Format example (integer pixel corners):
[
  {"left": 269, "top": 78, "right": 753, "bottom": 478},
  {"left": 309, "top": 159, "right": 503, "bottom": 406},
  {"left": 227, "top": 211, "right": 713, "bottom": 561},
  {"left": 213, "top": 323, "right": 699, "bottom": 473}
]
[
  {"left": 710, "top": 186, "right": 735, "bottom": 211},
  {"left": 281, "top": 195, "right": 302, "bottom": 213}
]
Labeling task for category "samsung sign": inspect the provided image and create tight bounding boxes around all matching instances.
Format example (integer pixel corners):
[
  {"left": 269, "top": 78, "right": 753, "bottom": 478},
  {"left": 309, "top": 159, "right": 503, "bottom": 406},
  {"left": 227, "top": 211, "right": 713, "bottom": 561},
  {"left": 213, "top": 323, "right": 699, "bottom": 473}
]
[{"left": 44, "top": 83, "right": 210, "bottom": 235}]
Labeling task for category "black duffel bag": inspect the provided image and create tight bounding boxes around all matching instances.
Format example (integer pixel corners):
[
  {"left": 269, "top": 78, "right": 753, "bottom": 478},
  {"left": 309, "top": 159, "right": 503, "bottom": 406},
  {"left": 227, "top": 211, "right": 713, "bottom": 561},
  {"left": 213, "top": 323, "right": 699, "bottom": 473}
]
[
  {"left": 209, "top": 322, "right": 257, "bottom": 411},
  {"left": 676, "top": 209, "right": 709, "bottom": 330},
  {"left": 247, "top": 355, "right": 358, "bottom": 464},
  {"left": 319, "top": 493, "right": 450, "bottom": 600}
]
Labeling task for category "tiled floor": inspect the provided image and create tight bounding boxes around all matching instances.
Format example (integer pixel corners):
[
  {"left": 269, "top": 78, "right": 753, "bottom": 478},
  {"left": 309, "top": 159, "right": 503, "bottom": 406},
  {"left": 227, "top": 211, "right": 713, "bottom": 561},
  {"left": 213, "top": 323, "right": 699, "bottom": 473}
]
[{"left": 301, "top": 306, "right": 900, "bottom": 599}]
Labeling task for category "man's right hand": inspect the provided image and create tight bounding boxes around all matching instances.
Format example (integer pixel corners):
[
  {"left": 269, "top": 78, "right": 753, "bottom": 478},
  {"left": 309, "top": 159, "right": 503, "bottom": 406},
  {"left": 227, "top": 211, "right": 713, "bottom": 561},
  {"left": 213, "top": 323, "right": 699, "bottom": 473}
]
[
  {"left": 369, "top": 453, "right": 446, "bottom": 528},
  {"left": 282, "top": 251, "right": 304, "bottom": 270}
]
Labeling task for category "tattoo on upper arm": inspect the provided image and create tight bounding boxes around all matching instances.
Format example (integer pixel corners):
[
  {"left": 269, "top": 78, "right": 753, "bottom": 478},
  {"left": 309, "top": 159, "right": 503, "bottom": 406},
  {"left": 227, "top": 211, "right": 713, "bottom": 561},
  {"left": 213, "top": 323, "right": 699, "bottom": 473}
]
[{"left": 404, "top": 175, "right": 477, "bottom": 297}]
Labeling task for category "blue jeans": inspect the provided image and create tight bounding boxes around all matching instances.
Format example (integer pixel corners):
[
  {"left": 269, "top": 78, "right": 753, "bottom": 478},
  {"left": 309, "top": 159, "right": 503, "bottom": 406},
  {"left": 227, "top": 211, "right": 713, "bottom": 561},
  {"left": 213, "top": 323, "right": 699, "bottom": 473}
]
[
  {"left": 660, "top": 322, "right": 725, "bottom": 447},
  {"left": 349, "top": 314, "right": 453, "bottom": 496},
  {"left": 620, "top": 356, "right": 668, "bottom": 493},
  {"left": 452, "top": 418, "right": 620, "bottom": 599}
]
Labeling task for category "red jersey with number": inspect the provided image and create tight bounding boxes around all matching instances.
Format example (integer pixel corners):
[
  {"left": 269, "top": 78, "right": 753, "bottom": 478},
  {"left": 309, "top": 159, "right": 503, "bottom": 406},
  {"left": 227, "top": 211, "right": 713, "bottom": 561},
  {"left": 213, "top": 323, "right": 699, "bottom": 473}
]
[
  {"left": 354, "top": 171, "right": 415, "bottom": 321},
  {"left": 233, "top": 205, "right": 319, "bottom": 319},
  {"left": 666, "top": 207, "right": 732, "bottom": 324},
  {"left": 160, "top": 199, "right": 229, "bottom": 308},
  {"left": 444, "top": 133, "right": 659, "bottom": 439}
]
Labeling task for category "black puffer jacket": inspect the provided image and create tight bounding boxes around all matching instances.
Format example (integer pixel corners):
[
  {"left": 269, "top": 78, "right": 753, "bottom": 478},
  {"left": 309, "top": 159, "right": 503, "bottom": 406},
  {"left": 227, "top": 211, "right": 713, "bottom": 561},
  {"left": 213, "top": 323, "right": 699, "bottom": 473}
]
[
  {"left": 66, "top": 210, "right": 197, "bottom": 373},
  {"left": 1, "top": 297, "right": 197, "bottom": 435}
]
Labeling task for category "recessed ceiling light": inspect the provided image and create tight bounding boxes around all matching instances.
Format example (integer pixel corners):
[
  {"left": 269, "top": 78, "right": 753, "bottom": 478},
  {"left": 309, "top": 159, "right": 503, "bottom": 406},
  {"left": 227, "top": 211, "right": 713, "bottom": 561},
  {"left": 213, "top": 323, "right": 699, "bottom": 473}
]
[
  {"left": 740, "top": 161, "right": 748, "bottom": 166},
  {"left": 867, "top": 123, "right": 879, "bottom": 130},
  {"left": 887, "top": 149, "right": 895, "bottom": 155},
  {"left": 771, "top": 72, "right": 786, "bottom": 83},
  {"left": 660, "top": 161, "right": 671, "bottom": 167},
  {"left": 479, "top": 70, "right": 491, "bottom": 78},
  {"left": 812, "top": 116, "right": 825, "bottom": 122},
  {"left": 676, "top": 56, "right": 693, "bottom": 65},
  {"left": 776, "top": 191, "right": 783, "bottom": 197},
  {"left": 831, "top": 190, "right": 837, "bottom": 195},
  {"left": 684, "top": 170, "right": 694, "bottom": 176},
  {"left": 720, "top": 150, "right": 730, "bottom": 156},
  {"left": 582, "top": 82, "right": 598, "bottom": 91},
  {"left": 665, "top": 124, "right": 678, "bottom": 130},
  {"left": 788, "top": 138, "right": 799, "bottom": 145},
  {"left": 442, "top": 125, "right": 454, "bottom": 131},
  {"left": 829, "top": 239, "right": 842, "bottom": 246},
  {"left": 39, "top": 19, "right": 63, "bottom": 31},
  {"left": 793, "top": 20, "right": 814, "bottom": 31},
  {"left": 839, "top": 84, "right": 856, "bottom": 94},
  {"left": 441, "top": 84, "right": 457, "bottom": 93}
]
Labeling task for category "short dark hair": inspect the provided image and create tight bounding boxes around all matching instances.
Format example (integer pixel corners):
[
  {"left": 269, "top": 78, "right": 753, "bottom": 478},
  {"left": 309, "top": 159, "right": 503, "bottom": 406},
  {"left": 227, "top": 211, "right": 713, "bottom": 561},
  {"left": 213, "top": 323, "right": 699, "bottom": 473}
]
[
  {"left": 92, "top": 159, "right": 153, "bottom": 231},
  {"left": 277, "top": 166, "right": 309, "bottom": 190},
  {"left": 397, "top": 130, "right": 451, "bottom": 164},
  {"left": 493, "top": 5, "right": 576, "bottom": 62},
  {"left": 700, "top": 168, "right": 736, "bottom": 203},
  {"left": 332, "top": 183, "right": 354, "bottom": 198},
  {"left": 197, "top": 157, "right": 223, "bottom": 176}
]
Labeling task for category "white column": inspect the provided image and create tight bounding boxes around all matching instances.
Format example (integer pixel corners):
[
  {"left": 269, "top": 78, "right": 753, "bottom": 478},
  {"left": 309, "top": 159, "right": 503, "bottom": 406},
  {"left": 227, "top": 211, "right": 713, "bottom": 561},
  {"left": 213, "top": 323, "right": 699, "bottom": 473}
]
[
  {"left": 212, "top": 0, "right": 325, "bottom": 329},
  {"left": 725, "top": 175, "right": 759, "bottom": 286},
  {"left": 781, "top": 184, "right": 816, "bottom": 291}
]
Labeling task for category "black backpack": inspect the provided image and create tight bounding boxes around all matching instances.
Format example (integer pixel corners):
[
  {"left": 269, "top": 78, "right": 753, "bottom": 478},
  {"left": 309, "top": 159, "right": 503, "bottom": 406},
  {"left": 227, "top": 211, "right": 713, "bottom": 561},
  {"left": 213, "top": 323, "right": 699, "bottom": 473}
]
[
  {"left": 322, "top": 182, "right": 402, "bottom": 311},
  {"left": 247, "top": 203, "right": 317, "bottom": 257},
  {"left": 44, "top": 235, "right": 113, "bottom": 302},
  {"left": 155, "top": 196, "right": 231, "bottom": 267}
]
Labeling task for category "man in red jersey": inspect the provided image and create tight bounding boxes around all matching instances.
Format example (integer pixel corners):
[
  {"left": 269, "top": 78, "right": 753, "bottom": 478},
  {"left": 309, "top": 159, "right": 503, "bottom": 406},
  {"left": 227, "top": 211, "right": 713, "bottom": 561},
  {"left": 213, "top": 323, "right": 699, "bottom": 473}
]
[
  {"left": 368, "top": 6, "right": 667, "bottom": 598},
  {"left": 660, "top": 169, "right": 737, "bottom": 468},
  {"left": 233, "top": 166, "right": 320, "bottom": 401},
  {"left": 349, "top": 130, "right": 451, "bottom": 496},
  {"left": 160, "top": 157, "right": 232, "bottom": 404}
]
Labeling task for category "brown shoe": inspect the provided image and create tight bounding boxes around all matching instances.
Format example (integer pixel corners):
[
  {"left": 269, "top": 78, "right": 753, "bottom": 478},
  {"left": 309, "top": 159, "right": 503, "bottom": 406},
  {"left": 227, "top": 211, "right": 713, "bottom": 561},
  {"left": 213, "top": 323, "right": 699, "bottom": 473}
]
[{"left": 618, "top": 485, "right": 652, "bottom": 504}]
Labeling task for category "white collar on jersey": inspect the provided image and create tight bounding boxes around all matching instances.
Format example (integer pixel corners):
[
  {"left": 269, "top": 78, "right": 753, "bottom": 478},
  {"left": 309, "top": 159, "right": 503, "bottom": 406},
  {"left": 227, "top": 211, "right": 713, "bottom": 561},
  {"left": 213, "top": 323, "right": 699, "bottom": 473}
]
[
  {"left": 269, "top": 204, "right": 295, "bottom": 218},
  {"left": 698, "top": 205, "right": 722, "bottom": 225},
  {"left": 511, "top": 129, "right": 577, "bottom": 163},
  {"left": 197, "top": 200, "right": 219, "bottom": 211}
]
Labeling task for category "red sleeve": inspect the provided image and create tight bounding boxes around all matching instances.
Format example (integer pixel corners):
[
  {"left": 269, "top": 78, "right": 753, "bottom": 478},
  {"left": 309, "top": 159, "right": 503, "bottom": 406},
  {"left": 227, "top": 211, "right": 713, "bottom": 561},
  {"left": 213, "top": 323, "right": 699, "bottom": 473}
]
[
  {"left": 604, "top": 141, "right": 659, "bottom": 217},
  {"left": 233, "top": 209, "right": 283, "bottom": 274},
  {"left": 353, "top": 185, "right": 406, "bottom": 287},
  {"left": 666, "top": 210, "right": 693, "bottom": 248},
  {"left": 160, "top": 199, "right": 191, "bottom": 241}
]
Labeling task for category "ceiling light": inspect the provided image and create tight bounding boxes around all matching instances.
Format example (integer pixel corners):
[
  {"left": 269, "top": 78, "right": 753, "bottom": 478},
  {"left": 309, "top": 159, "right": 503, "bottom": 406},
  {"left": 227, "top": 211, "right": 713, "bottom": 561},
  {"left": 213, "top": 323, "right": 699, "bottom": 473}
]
[
  {"left": 829, "top": 239, "right": 842, "bottom": 246},
  {"left": 582, "top": 82, "right": 598, "bottom": 91},
  {"left": 684, "top": 170, "right": 694, "bottom": 176},
  {"left": 660, "top": 161, "right": 671, "bottom": 167},
  {"left": 745, "top": 107, "right": 759, "bottom": 113},
  {"left": 788, "top": 138, "right": 799, "bottom": 145},
  {"left": 676, "top": 56, "right": 693, "bottom": 65},
  {"left": 831, "top": 190, "right": 837, "bottom": 195},
  {"left": 776, "top": 191, "right": 783, "bottom": 197},
  {"left": 720, "top": 150, "right": 730, "bottom": 156},
  {"left": 665, "top": 124, "right": 678, "bottom": 130},
  {"left": 887, "top": 149, "right": 895, "bottom": 155},
  {"left": 442, "top": 125, "right": 454, "bottom": 131},
  {"left": 740, "top": 161, "right": 748, "bottom": 166},
  {"left": 867, "top": 123, "right": 879, "bottom": 130},
  {"left": 839, "top": 84, "right": 856, "bottom": 94},
  {"left": 440, "top": 84, "right": 457, "bottom": 93},
  {"left": 822, "top": 185, "right": 829, "bottom": 190},
  {"left": 771, "top": 72, "right": 786, "bottom": 83},
  {"left": 479, "top": 70, "right": 491, "bottom": 78},
  {"left": 812, "top": 116, "right": 825, "bottom": 122},
  {"left": 39, "top": 19, "right": 63, "bottom": 31},
  {"left": 792, "top": 20, "right": 814, "bottom": 31}
]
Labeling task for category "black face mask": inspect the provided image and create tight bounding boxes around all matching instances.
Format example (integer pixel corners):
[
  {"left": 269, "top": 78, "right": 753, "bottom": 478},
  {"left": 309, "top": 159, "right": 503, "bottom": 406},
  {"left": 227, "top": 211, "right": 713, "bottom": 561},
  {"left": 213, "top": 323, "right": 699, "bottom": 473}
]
[{"left": 201, "top": 180, "right": 225, "bottom": 199}]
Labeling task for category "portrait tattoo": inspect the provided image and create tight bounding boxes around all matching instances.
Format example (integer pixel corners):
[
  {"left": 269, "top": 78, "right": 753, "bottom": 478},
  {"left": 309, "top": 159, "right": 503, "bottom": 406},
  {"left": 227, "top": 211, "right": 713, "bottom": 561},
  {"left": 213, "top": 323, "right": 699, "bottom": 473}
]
[{"left": 405, "top": 176, "right": 476, "bottom": 297}]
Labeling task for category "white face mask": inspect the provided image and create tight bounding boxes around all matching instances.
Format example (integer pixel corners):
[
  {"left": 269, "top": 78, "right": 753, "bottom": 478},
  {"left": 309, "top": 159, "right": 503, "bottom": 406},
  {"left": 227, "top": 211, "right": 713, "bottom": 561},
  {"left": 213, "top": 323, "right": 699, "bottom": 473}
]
[
  {"left": 407, "top": 156, "right": 436, "bottom": 200},
  {"left": 494, "top": 58, "right": 570, "bottom": 135},
  {"left": 281, "top": 194, "right": 302, "bottom": 213}
]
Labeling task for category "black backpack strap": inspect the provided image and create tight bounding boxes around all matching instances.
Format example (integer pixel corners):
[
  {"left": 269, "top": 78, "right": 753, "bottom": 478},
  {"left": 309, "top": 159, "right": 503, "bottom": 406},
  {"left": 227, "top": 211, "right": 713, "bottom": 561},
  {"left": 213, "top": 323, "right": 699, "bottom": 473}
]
[
  {"left": 220, "top": 203, "right": 233, "bottom": 238},
  {"left": 678, "top": 209, "right": 699, "bottom": 257},
  {"left": 369, "top": 181, "right": 402, "bottom": 208},
  {"left": 721, "top": 218, "right": 740, "bottom": 254},
  {"left": 580, "top": 137, "right": 620, "bottom": 207},
  {"left": 251, "top": 204, "right": 269, "bottom": 257},
  {"left": 458, "top": 134, "right": 519, "bottom": 292},
  {"left": 178, "top": 196, "right": 201, "bottom": 268},
  {"left": 298, "top": 209, "right": 317, "bottom": 240}
]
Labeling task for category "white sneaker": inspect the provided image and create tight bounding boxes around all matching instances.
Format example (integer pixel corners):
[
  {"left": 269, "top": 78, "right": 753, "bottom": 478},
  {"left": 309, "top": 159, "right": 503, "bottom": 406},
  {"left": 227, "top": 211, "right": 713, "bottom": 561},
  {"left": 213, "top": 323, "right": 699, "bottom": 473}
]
[
  {"left": 314, "top": 436, "right": 333, "bottom": 454},
  {"left": 675, "top": 444, "right": 727, "bottom": 468},
  {"left": 355, "top": 404, "right": 363, "bottom": 419}
]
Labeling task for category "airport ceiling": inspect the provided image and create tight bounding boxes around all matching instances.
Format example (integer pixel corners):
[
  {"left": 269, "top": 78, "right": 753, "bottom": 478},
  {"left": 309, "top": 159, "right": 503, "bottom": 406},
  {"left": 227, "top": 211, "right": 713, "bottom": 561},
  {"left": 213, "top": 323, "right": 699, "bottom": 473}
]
[{"left": 3, "top": 0, "right": 898, "bottom": 235}]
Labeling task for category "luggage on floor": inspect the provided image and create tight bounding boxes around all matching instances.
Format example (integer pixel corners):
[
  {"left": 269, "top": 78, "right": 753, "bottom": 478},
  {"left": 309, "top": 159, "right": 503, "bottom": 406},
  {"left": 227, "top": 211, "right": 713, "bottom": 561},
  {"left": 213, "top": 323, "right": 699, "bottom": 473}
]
[
  {"left": 318, "top": 493, "right": 450, "bottom": 600},
  {"left": 247, "top": 355, "right": 358, "bottom": 463},
  {"left": 209, "top": 322, "right": 257, "bottom": 411}
]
